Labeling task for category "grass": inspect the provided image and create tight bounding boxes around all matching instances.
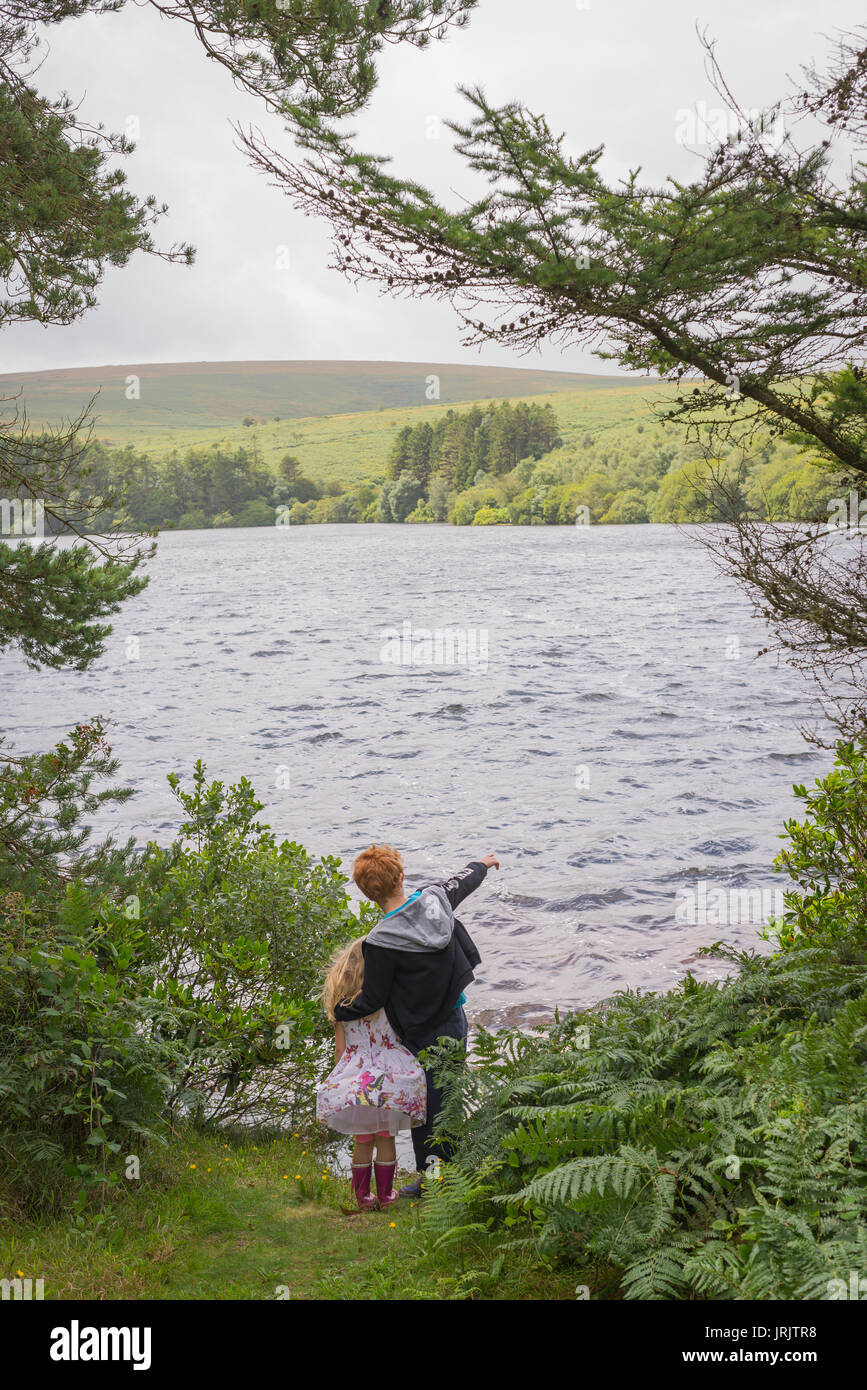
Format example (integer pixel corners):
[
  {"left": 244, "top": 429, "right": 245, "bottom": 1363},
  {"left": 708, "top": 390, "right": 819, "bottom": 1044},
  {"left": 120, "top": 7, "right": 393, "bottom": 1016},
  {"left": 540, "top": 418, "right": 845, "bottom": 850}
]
[
  {"left": 227, "top": 382, "right": 668, "bottom": 485},
  {"left": 0, "top": 358, "right": 672, "bottom": 486},
  {"left": 1, "top": 1129, "right": 591, "bottom": 1301},
  {"left": 0, "top": 359, "right": 645, "bottom": 430}
]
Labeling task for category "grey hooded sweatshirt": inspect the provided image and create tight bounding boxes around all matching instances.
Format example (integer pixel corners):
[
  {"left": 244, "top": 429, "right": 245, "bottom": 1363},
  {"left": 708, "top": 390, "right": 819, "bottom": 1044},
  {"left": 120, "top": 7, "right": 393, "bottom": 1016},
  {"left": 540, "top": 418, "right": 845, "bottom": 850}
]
[
  {"left": 334, "top": 860, "right": 487, "bottom": 1045},
  {"left": 364, "top": 884, "right": 455, "bottom": 953}
]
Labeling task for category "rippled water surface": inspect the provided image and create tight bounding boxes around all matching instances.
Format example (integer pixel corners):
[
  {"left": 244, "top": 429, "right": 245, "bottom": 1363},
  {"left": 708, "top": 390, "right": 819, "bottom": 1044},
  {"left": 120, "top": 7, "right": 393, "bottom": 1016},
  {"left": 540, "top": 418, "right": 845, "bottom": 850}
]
[{"left": 4, "top": 524, "right": 827, "bottom": 1025}]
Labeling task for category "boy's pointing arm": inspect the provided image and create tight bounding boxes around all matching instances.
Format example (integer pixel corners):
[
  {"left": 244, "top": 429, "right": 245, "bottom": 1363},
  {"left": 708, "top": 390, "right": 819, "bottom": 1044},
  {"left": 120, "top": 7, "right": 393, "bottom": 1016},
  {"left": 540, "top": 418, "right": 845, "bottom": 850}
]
[{"left": 440, "top": 853, "right": 499, "bottom": 910}]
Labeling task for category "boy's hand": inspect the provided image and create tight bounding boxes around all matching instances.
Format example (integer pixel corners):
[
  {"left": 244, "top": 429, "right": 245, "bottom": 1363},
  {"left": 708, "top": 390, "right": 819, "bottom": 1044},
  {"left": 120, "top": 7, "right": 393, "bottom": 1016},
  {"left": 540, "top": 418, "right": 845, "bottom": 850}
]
[{"left": 479, "top": 853, "right": 500, "bottom": 869}]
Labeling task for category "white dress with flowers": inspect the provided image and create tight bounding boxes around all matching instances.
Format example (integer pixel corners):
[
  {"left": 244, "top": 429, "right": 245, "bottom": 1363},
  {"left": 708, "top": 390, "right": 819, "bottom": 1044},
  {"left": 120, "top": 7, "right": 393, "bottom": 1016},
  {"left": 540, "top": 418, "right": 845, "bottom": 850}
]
[{"left": 316, "top": 1009, "right": 427, "bottom": 1136}]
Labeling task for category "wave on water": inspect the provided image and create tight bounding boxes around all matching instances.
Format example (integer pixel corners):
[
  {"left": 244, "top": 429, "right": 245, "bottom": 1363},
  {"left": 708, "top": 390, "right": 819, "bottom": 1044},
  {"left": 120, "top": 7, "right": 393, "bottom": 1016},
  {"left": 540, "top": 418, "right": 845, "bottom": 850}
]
[{"left": 1, "top": 523, "right": 827, "bottom": 1017}]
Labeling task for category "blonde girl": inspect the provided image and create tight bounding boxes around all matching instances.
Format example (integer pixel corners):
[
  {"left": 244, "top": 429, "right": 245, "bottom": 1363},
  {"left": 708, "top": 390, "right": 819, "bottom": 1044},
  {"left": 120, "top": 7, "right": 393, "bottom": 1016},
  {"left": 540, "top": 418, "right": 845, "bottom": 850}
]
[{"left": 317, "top": 938, "right": 426, "bottom": 1210}]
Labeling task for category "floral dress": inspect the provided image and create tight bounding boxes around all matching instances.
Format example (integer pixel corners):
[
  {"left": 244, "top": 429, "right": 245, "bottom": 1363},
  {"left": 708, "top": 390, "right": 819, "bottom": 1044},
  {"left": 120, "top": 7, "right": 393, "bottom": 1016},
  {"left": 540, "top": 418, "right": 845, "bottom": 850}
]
[{"left": 316, "top": 1009, "right": 427, "bottom": 1136}]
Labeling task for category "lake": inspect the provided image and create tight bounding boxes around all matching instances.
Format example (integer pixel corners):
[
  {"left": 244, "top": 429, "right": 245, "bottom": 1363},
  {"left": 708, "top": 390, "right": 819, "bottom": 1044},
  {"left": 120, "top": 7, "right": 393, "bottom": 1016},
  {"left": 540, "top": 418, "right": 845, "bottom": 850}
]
[{"left": 3, "top": 522, "right": 827, "bottom": 1027}]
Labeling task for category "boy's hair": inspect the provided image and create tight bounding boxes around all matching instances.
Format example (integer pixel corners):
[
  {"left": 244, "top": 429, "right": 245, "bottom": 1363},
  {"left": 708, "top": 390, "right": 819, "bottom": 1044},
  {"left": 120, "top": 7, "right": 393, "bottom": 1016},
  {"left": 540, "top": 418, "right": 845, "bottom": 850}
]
[
  {"left": 321, "top": 937, "right": 366, "bottom": 1022},
  {"left": 352, "top": 843, "right": 403, "bottom": 907}
]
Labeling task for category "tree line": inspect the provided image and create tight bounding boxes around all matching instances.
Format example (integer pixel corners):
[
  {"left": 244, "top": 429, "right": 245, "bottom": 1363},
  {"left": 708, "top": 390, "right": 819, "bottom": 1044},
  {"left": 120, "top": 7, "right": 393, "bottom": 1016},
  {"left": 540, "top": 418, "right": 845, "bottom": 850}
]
[
  {"left": 49, "top": 403, "right": 846, "bottom": 533},
  {"left": 388, "top": 399, "right": 561, "bottom": 487}
]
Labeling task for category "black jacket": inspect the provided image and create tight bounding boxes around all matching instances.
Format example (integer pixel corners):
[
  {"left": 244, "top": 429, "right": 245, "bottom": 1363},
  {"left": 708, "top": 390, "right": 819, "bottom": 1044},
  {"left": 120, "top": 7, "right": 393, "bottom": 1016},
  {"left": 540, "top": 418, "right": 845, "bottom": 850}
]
[{"left": 334, "top": 860, "right": 486, "bottom": 1046}]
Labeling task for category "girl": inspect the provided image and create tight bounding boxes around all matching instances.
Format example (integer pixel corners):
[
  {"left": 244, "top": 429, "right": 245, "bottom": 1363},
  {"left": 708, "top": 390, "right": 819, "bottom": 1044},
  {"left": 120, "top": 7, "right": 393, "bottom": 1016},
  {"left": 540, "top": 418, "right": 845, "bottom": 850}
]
[{"left": 317, "top": 938, "right": 426, "bottom": 1210}]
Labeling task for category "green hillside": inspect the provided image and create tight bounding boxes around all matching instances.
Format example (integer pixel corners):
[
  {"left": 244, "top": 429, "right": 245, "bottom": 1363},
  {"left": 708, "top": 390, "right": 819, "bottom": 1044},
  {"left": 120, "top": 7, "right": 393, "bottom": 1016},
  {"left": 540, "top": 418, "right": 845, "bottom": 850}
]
[
  {"left": 251, "top": 378, "right": 669, "bottom": 485},
  {"left": 0, "top": 359, "right": 661, "bottom": 483},
  {"left": 4, "top": 359, "right": 837, "bottom": 528}
]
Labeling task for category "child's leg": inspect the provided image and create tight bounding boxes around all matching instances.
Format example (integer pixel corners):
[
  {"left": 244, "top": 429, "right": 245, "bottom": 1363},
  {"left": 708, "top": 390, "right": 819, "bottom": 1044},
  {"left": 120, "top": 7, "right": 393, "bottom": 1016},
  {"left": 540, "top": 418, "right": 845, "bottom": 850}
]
[
  {"left": 353, "top": 1134, "right": 374, "bottom": 1166},
  {"left": 373, "top": 1130, "right": 397, "bottom": 1207},
  {"left": 373, "top": 1132, "right": 396, "bottom": 1164},
  {"left": 351, "top": 1134, "right": 376, "bottom": 1210}
]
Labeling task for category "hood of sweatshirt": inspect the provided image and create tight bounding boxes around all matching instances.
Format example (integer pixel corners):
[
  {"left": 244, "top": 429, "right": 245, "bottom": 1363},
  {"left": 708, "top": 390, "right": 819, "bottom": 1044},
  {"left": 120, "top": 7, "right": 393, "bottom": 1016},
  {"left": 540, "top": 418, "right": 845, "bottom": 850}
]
[{"left": 365, "top": 884, "right": 455, "bottom": 953}]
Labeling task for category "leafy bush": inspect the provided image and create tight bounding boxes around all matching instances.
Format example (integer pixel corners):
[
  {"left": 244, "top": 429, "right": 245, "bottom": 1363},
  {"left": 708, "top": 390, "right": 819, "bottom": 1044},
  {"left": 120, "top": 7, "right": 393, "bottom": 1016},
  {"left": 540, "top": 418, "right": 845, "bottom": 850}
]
[
  {"left": 143, "top": 762, "right": 375, "bottom": 1130},
  {"left": 0, "top": 722, "right": 179, "bottom": 1206},
  {"left": 233, "top": 499, "right": 275, "bottom": 527},
  {"left": 0, "top": 719, "right": 137, "bottom": 903},
  {"left": 177, "top": 510, "right": 208, "bottom": 530},
  {"left": 425, "top": 741, "right": 867, "bottom": 1300},
  {"left": 600, "top": 487, "right": 649, "bottom": 524},
  {"left": 382, "top": 472, "right": 424, "bottom": 522},
  {"left": 772, "top": 741, "right": 867, "bottom": 948},
  {"left": 471, "top": 506, "right": 511, "bottom": 525},
  {"left": 0, "top": 745, "right": 373, "bottom": 1208},
  {"left": 0, "top": 883, "right": 180, "bottom": 1208}
]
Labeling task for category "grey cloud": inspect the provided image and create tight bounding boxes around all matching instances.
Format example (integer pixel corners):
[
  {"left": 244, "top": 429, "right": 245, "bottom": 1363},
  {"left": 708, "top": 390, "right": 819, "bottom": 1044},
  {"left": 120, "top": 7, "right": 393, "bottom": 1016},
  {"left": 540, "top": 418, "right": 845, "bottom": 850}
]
[{"left": 2, "top": 0, "right": 860, "bottom": 374}]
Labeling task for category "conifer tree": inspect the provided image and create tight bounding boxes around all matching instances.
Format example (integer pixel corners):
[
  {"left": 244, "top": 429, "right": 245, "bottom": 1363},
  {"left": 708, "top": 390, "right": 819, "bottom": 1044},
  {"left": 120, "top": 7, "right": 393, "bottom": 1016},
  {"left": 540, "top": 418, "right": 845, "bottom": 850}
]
[{"left": 240, "top": 25, "right": 867, "bottom": 733}]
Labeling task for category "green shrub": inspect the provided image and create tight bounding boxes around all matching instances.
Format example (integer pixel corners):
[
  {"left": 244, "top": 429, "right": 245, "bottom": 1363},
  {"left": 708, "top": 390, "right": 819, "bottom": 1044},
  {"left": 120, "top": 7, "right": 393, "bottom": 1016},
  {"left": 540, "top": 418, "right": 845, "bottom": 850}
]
[
  {"left": 0, "top": 719, "right": 136, "bottom": 905},
  {"left": 406, "top": 500, "right": 436, "bottom": 523},
  {"left": 145, "top": 762, "right": 375, "bottom": 1130},
  {"left": 772, "top": 741, "right": 867, "bottom": 948},
  {"left": 0, "top": 883, "right": 180, "bottom": 1208},
  {"left": 600, "top": 487, "right": 649, "bottom": 524},
  {"left": 233, "top": 499, "right": 275, "bottom": 527},
  {"left": 0, "top": 746, "right": 374, "bottom": 1209}
]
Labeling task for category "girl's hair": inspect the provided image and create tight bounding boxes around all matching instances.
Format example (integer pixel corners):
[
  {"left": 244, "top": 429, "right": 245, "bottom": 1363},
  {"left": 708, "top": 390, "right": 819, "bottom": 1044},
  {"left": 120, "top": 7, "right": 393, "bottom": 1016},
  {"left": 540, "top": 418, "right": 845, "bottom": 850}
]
[{"left": 322, "top": 937, "right": 366, "bottom": 1022}]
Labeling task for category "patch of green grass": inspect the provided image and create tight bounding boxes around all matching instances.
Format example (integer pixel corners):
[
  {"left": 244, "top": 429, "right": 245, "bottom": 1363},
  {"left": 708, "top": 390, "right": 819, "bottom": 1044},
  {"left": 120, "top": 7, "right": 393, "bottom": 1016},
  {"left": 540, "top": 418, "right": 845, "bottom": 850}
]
[
  {"left": 98, "top": 383, "right": 670, "bottom": 488},
  {"left": 0, "top": 1130, "right": 598, "bottom": 1301},
  {"left": 1, "top": 359, "right": 669, "bottom": 487}
]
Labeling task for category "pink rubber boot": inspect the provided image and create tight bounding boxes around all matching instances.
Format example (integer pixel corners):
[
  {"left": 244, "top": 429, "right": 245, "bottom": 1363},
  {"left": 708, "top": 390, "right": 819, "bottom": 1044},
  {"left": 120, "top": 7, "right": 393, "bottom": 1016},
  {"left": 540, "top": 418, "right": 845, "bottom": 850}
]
[
  {"left": 374, "top": 1159, "right": 398, "bottom": 1208},
  {"left": 351, "top": 1163, "right": 377, "bottom": 1211}
]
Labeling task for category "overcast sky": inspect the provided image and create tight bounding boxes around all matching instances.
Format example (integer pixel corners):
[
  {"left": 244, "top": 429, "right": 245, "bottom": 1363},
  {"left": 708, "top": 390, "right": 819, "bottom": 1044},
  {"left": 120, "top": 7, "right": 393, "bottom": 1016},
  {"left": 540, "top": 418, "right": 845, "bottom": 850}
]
[{"left": 3, "top": 0, "right": 863, "bottom": 376}]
